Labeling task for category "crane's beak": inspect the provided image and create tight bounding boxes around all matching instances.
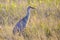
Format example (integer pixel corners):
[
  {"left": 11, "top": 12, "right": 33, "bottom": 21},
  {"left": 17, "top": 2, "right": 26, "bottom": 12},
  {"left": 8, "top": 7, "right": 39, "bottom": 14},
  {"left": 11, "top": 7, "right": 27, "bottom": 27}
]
[{"left": 30, "top": 7, "right": 35, "bottom": 9}]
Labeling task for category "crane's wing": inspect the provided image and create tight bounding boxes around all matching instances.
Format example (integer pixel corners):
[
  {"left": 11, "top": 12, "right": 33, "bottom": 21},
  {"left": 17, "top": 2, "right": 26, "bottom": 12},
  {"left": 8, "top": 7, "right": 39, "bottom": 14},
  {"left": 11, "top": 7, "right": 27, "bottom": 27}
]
[{"left": 15, "top": 15, "right": 29, "bottom": 32}]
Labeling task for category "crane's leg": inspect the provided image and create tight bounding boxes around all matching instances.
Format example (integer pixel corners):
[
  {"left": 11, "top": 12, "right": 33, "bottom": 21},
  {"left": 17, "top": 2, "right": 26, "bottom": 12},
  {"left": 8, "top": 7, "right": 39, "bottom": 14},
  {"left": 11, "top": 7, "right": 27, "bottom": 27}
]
[
  {"left": 18, "top": 28, "right": 24, "bottom": 36},
  {"left": 18, "top": 29, "right": 21, "bottom": 36}
]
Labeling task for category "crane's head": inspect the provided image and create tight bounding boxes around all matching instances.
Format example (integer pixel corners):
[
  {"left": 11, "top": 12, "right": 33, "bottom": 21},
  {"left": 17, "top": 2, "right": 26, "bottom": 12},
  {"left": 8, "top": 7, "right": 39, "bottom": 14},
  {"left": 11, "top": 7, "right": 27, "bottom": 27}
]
[
  {"left": 27, "top": 6, "right": 35, "bottom": 12},
  {"left": 27, "top": 6, "right": 35, "bottom": 9}
]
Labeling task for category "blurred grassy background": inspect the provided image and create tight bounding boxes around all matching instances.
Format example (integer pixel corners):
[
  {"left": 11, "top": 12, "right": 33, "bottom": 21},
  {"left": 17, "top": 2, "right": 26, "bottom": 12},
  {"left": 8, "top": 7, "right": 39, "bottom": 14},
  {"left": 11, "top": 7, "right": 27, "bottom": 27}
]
[{"left": 0, "top": 0, "right": 60, "bottom": 40}]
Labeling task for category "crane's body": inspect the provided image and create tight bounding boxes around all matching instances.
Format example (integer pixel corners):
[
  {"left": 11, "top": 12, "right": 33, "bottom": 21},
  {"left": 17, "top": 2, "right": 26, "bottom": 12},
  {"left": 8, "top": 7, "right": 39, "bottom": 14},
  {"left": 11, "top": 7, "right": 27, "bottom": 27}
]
[{"left": 13, "top": 6, "right": 35, "bottom": 35}]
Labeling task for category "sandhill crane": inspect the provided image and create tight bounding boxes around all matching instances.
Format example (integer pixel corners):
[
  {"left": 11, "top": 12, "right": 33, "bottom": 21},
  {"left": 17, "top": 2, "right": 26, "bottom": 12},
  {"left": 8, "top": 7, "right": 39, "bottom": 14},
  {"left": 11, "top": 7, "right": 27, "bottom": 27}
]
[{"left": 13, "top": 6, "right": 35, "bottom": 35}]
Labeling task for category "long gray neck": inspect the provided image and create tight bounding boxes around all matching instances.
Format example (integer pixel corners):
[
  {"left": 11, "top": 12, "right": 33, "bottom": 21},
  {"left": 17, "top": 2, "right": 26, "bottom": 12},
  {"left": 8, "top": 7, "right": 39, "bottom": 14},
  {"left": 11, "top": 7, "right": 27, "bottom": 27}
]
[{"left": 26, "top": 8, "right": 30, "bottom": 18}]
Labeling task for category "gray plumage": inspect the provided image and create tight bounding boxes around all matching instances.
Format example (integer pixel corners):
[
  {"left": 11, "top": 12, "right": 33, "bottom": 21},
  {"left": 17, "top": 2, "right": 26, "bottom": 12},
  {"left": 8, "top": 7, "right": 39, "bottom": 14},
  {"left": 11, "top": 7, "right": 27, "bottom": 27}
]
[{"left": 13, "top": 6, "right": 35, "bottom": 35}]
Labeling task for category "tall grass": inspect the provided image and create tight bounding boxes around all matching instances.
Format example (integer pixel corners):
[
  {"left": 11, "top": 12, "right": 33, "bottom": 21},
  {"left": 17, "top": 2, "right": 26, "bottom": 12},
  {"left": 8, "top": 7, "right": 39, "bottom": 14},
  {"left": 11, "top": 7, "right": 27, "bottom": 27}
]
[{"left": 0, "top": 0, "right": 60, "bottom": 40}]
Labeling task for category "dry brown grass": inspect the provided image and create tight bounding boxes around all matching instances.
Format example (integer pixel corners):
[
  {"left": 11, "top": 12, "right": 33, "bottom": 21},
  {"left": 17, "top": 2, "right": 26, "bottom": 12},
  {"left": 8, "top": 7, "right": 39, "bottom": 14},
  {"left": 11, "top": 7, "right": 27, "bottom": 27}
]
[{"left": 0, "top": 0, "right": 60, "bottom": 40}]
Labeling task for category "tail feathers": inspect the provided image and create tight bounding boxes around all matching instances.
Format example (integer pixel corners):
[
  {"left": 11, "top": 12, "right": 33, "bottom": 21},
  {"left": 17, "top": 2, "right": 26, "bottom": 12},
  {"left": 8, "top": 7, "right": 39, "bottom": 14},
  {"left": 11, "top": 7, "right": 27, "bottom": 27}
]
[{"left": 13, "top": 27, "right": 17, "bottom": 35}]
